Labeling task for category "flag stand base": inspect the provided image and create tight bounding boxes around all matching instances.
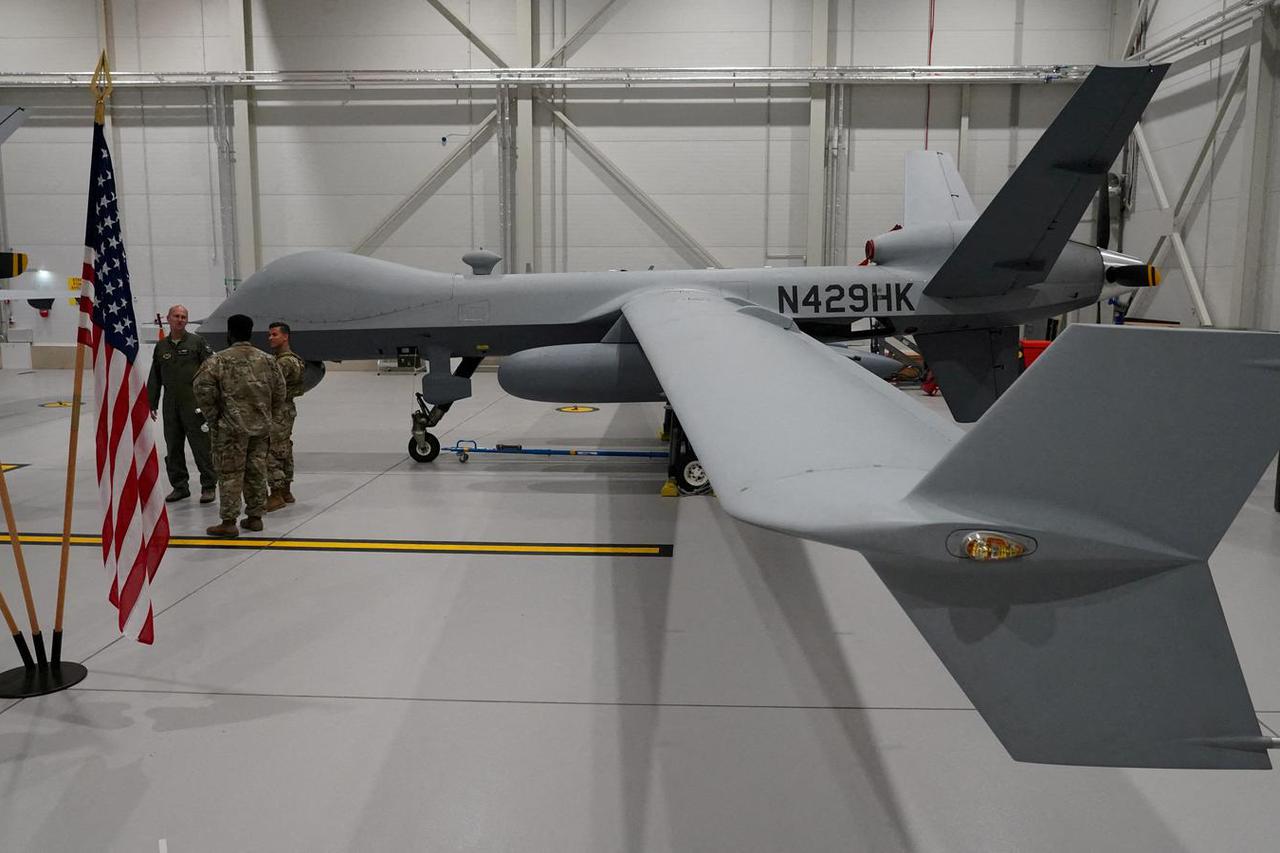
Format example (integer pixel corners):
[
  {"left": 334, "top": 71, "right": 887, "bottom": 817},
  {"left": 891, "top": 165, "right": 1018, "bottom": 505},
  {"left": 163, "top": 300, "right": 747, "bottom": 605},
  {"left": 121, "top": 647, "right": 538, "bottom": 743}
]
[{"left": 0, "top": 662, "right": 88, "bottom": 698}]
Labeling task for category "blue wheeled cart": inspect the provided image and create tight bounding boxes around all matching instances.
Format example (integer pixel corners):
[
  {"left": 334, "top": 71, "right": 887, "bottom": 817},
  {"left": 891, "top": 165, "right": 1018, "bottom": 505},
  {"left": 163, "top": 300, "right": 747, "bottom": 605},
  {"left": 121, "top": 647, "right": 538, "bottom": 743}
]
[{"left": 412, "top": 406, "right": 712, "bottom": 497}]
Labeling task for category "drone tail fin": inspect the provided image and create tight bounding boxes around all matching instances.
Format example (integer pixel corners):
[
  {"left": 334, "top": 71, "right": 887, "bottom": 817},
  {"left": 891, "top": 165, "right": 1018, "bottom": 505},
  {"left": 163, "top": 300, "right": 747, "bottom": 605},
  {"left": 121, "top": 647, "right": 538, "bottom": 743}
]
[{"left": 871, "top": 324, "right": 1280, "bottom": 767}]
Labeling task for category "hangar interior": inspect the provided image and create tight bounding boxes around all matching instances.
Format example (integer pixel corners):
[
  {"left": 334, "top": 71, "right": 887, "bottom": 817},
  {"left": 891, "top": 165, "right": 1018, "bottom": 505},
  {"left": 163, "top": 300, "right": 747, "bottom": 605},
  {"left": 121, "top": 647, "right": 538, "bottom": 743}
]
[{"left": 1, "top": 1, "right": 1279, "bottom": 851}]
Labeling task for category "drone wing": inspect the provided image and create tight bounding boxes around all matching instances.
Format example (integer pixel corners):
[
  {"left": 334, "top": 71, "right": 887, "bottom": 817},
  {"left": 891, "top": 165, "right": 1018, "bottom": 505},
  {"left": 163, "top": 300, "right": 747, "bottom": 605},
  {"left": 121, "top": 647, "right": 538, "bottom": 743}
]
[{"left": 624, "top": 288, "right": 1276, "bottom": 768}]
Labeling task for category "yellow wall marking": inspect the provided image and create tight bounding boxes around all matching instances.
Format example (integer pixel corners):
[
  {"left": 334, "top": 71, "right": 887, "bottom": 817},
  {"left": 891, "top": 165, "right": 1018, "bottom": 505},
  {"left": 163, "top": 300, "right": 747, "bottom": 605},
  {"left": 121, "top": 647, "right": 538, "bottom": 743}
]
[
  {"left": 557, "top": 406, "right": 599, "bottom": 414},
  {"left": 5, "top": 531, "right": 671, "bottom": 558}
]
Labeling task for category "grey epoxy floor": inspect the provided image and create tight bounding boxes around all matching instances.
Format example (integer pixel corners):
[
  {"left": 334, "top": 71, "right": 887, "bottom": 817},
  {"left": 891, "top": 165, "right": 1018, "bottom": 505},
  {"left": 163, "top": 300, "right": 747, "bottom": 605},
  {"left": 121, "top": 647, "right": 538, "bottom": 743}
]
[{"left": 0, "top": 366, "right": 1278, "bottom": 852}]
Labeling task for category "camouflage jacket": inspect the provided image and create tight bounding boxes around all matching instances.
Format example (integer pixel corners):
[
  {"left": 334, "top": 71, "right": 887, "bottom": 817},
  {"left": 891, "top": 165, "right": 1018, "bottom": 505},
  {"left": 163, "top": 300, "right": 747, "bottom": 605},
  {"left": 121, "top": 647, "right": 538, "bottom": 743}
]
[
  {"left": 193, "top": 342, "right": 285, "bottom": 437},
  {"left": 146, "top": 332, "right": 213, "bottom": 411},
  {"left": 275, "top": 349, "right": 306, "bottom": 400}
]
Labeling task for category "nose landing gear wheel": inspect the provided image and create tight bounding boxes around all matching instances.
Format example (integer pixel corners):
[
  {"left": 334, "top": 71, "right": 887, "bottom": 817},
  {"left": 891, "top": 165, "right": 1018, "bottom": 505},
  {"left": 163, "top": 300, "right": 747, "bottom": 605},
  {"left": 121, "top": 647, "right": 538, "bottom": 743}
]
[{"left": 408, "top": 432, "right": 441, "bottom": 463}]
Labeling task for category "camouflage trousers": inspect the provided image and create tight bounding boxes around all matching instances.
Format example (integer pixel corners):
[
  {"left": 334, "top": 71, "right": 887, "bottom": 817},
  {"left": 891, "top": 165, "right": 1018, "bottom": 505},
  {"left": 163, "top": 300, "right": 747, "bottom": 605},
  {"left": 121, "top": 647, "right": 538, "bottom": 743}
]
[
  {"left": 211, "top": 429, "right": 269, "bottom": 521},
  {"left": 269, "top": 409, "right": 296, "bottom": 489}
]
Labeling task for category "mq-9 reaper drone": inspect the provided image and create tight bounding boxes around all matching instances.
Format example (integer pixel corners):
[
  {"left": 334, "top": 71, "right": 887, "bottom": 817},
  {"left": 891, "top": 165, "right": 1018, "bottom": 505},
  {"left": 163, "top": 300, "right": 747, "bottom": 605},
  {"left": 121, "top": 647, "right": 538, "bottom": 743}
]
[{"left": 202, "top": 63, "right": 1280, "bottom": 769}]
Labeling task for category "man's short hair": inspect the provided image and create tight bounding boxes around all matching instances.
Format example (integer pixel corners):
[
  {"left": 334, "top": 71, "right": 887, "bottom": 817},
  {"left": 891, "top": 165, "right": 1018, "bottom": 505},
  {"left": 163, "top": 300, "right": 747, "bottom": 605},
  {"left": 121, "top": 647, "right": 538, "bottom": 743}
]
[
  {"left": 269, "top": 321, "right": 291, "bottom": 335},
  {"left": 227, "top": 314, "right": 253, "bottom": 343}
]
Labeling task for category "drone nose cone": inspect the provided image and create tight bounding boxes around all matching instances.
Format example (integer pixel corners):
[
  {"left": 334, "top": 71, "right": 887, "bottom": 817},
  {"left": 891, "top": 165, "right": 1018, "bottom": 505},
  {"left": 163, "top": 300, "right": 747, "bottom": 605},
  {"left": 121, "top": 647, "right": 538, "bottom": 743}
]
[{"left": 202, "top": 251, "right": 455, "bottom": 357}]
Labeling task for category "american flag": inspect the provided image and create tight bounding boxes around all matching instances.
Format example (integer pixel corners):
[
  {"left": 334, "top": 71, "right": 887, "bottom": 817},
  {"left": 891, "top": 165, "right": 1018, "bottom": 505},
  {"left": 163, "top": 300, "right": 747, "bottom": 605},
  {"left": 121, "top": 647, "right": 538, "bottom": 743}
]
[{"left": 77, "top": 120, "right": 169, "bottom": 644}]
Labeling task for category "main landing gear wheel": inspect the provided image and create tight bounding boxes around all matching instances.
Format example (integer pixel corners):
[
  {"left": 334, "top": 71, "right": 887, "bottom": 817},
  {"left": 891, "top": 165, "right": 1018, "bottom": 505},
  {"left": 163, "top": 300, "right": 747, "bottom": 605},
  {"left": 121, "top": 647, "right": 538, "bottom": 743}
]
[
  {"left": 667, "top": 412, "right": 712, "bottom": 495},
  {"left": 408, "top": 433, "right": 440, "bottom": 463},
  {"left": 677, "top": 458, "right": 711, "bottom": 495}
]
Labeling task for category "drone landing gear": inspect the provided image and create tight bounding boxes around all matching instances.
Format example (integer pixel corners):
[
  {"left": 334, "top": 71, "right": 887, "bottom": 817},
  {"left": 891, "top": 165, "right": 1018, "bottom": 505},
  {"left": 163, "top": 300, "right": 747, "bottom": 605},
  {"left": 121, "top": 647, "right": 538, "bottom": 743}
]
[
  {"left": 409, "top": 394, "right": 444, "bottom": 462},
  {"left": 664, "top": 411, "right": 711, "bottom": 496},
  {"left": 408, "top": 353, "right": 483, "bottom": 464}
]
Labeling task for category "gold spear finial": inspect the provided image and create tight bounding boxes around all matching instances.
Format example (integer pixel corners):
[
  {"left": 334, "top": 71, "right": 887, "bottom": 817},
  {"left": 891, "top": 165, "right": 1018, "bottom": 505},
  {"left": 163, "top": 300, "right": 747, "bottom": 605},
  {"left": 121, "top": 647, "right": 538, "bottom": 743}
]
[{"left": 90, "top": 50, "right": 113, "bottom": 124}]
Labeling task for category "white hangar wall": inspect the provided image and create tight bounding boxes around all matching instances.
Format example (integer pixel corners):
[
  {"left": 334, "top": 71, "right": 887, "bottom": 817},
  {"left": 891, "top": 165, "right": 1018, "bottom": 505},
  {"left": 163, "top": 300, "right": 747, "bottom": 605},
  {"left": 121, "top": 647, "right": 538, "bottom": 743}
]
[
  {"left": 1123, "top": 0, "right": 1280, "bottom": 330},
  {"left": 0, "top": 0, "right": 233, "bottom": 343},
  {"left": 241, "top": 0, "right": 1117, "bottom": 274},
  {"left": 8, "top": 0, "right": 1272, "bottom": 346}
]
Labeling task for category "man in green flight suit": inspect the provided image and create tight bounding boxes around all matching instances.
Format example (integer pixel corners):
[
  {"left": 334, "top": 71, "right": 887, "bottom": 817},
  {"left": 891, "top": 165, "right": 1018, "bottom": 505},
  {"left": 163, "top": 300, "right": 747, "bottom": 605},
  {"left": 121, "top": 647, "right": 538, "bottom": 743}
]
[
  {"left": 193, "top": 313, "right": 285, "bottom": 538},
  {"left": 147, "top": 304, "right": 216, "bottom": 503},
  {"left": 264, "top": 321, "right": 305, "bottom": 512}
]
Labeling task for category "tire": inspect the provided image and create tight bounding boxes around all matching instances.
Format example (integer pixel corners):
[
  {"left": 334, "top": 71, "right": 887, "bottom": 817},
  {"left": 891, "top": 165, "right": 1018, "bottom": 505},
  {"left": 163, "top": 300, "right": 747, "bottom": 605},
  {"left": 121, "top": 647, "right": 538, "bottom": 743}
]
[
  {"left": 676, "top": 458, "right": 711, "bottom": 495},
  {"left": 408, "top": 433, "right": 441, "bottom": 463}
]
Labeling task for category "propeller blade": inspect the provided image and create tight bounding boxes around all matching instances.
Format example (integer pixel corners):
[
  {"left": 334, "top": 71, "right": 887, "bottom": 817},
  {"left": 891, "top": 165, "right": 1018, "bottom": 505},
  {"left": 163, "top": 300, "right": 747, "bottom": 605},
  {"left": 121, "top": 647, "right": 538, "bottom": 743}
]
[{"left": 1095, "top": 174, "right": 1111, "bottom": 250}]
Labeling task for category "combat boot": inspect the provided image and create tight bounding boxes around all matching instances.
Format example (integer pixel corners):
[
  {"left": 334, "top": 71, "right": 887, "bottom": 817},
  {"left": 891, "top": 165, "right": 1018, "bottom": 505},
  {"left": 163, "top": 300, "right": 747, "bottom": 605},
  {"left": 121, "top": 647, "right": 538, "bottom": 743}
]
[
  {"left": 264, "top": 492, "right": 287, "bottom": 513},
  {"left": 206, "top": 520, "right": 239, "bottom": 538},
  {"left": 199, "top": 487, "right": 216, "bottom": 504},
  {"left": 240, "top": 516, "right": 264, "bottom": 532},
  {"left": 165, "top": 487, "right": 190, "bottom": 502},
  {"left": 282, "top": 483, "right": 295, "bottom": 504}
]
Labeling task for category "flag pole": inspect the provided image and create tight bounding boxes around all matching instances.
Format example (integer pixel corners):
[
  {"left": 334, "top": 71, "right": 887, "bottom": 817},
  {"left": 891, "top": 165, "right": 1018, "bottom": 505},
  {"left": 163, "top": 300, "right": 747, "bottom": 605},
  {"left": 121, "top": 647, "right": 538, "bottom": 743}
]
[
  {"left": 53, "top": 298, "right": 90, "bottom": 655},
  {"left": 0, "top": 586, "right": 34, "bottom": 670},
  {"left": 0, "top": 464, "right": 35, "bottom": 672},
  {"left": 51, "top": 279, "right": 89, "bottom": 668},
  {"left": 1, "top": 454, "right": 87, "bottom": 697},
  {"left": 49, "top": 52, "right": 112, "bottom": 668},
  {"left": 0, "top": 463, "right": 53, "bottom": 695},
  {"left": 0, "top": 456, "right": 45, "bottom": 667}
]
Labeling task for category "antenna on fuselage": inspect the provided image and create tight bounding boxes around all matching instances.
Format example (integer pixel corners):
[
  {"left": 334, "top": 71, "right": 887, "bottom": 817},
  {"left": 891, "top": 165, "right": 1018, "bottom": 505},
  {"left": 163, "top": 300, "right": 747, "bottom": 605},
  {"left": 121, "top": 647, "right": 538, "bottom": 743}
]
[{"left": 462, "top": 249, "right": 502, "bottom": 276}]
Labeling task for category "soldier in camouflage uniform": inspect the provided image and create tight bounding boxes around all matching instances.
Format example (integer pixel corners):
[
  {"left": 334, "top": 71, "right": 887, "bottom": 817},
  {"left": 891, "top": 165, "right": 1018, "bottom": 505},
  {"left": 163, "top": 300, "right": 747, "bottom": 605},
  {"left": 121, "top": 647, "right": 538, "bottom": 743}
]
[
  {"left": 147, "top": 305, "right": 217, "bottom": 503},
  {"left": 192, "top": 314, "right": 285, "bottom": 538},
  {"left": 264, "top": 321, "right": 306, "bottom": 512}
]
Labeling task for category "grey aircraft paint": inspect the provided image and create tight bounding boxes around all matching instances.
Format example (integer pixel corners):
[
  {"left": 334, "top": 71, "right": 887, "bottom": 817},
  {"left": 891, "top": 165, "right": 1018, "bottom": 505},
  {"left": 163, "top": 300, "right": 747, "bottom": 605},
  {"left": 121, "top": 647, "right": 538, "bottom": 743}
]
[{"left": 202, "top": 240, "right": 1104, "bottom": 360}]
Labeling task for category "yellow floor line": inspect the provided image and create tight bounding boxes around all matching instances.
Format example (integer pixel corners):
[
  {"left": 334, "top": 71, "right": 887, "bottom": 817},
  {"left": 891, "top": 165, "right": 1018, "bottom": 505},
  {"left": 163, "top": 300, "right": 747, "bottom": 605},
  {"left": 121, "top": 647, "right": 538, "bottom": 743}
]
[{"left": 4, "top": 531, "right": 671, "bottom": 558}]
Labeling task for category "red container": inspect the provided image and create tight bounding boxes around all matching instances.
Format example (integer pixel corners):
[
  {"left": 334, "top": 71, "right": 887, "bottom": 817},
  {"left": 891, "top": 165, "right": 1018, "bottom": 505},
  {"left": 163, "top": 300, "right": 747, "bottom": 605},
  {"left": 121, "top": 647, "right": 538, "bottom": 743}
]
[{"left": 1021, "top": 339, "right": 1051, "bottom": 368}]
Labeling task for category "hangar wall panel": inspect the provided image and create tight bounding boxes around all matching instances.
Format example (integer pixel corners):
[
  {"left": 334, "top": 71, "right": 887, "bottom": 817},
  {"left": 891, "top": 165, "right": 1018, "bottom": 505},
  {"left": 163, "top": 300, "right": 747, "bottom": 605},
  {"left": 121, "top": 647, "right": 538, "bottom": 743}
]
[
  {"left": 1125, "top": 0, "right": 1280, "bottom": 330},
  {"left": 1257, "top": 12, "right": 1280, "bottom": 332},
  {"left": 0, "top": 1, "right": 230, "bottom": 341},
  {"left": 1263, "top": 67, "right": 1280, "bottom": 330}
]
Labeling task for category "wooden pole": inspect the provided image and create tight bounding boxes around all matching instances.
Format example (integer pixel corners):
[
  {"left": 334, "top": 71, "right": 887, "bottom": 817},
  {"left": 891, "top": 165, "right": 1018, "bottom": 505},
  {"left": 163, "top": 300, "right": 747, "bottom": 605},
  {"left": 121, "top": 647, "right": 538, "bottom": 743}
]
[
  {"left": 53, "top": 308, "right": 88, "bottom": 640},
  {"left": 0, "top": 586, "right": 21, "bottom": 636},
  {"left": 0, "top": 524, "right": 34, "bottom": 668},
  {"left": 0, "top": 465, "right": 43, "bottom": 665}
]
